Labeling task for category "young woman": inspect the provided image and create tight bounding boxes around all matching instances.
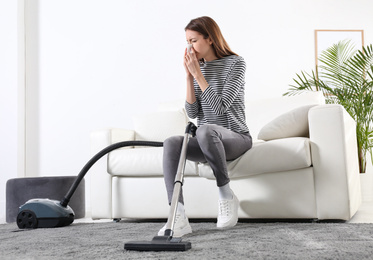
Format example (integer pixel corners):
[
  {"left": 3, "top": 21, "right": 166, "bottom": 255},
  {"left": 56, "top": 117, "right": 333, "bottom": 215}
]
[{"left": 158, "top": 16, "right": 252, "bottom": 237}]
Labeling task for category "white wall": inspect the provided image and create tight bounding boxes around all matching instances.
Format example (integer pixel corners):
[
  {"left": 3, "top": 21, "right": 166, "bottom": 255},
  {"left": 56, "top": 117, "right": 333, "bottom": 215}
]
[
  {"left": 1, "top": 0, "right": 373, "bottom": 222},
  {"left": 0, "top": 0, "right": 19, "bottom": 223}
]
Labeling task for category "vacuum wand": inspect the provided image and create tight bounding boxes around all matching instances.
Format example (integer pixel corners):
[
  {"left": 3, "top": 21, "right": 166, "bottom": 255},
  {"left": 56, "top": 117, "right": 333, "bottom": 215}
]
[
  {"left": 164, "top": 122, "right": 196, "bottom": 236},
  {"left": 124, "top": 122, "right": 196, "bottom": 251}
]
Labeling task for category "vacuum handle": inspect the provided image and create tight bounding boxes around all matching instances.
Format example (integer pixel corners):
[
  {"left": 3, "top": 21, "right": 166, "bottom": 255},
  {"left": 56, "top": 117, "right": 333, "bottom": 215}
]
[{"left": 185, "top": 121, "right": 197, "bottom": 136}]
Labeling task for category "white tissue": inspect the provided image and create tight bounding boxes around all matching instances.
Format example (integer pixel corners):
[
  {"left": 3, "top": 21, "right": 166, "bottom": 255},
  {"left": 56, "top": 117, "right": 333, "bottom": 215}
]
[{"left": 187, "top": 44, "right": 193, "bottom": 53}]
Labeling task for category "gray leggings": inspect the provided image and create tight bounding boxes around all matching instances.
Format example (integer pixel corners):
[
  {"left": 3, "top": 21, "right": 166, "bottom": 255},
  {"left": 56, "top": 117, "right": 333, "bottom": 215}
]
[{"left": 163, "top": 124, "right": 252, "bottom": 204}]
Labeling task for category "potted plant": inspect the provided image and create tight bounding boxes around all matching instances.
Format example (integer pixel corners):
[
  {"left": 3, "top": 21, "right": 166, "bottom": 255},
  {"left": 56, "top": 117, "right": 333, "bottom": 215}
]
[{"left": 284, "top": 40, "right": 373, "bottom": 173}]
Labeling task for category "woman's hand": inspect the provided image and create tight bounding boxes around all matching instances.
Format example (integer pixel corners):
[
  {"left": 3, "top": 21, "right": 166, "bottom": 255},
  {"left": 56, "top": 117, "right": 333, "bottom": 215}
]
[
  {"left": 184, "top": 47, "right": 209, "bottom": 92},
  {"left": 183, "top": 48, "right": 193, "bottom": 78},
  {"left": 184, "top": 47, "right": 202, "bottom": 79}
]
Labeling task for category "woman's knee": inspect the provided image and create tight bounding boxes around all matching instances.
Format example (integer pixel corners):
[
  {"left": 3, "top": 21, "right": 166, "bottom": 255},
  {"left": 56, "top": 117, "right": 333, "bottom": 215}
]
[
  {"left": 196, "top": 124, "right": 221, "bottom": 141},
  {"left": 163, "top": 136, "right": 184, "bottom": 155},
  {"left": 164, "top": 135, "right": 183, "bottom": 147}
]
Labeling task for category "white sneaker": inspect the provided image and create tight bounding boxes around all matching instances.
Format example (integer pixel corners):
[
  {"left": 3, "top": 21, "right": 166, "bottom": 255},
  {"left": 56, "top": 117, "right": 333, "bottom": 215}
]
[
  {"left": 157, "top": 214, "right": 192, "bottom": 237},
  {"left": 217, "top": 193, "right": 239, "bottom": 228}
]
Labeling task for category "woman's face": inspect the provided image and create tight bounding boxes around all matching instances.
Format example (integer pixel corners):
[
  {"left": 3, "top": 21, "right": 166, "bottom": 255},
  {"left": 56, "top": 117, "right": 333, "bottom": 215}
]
[{"left": 186, "top": 29, "right": 213, "bottom": 60}]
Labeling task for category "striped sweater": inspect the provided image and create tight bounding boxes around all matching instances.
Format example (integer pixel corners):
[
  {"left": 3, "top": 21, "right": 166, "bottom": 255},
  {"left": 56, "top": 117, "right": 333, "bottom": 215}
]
[{"left": 185, "top": 55, "right": 249, "bottom": 134}]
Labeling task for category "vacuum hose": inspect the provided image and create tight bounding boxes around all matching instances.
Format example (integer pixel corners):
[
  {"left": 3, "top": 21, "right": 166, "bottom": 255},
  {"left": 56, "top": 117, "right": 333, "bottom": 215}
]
[{"left": 60, "top": 140, "right": 163, "bottom": 207}]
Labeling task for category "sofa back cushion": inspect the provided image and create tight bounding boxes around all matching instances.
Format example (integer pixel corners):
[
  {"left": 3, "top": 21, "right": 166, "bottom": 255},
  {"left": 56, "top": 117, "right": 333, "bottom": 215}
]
[
  {"left": 245, "top": 91, "right": 325, "bottom": 140},
  {"left": 257, "top": 105, "right": 317, "bottom": 141},
  {"left": 133, "top": 109, "right": 189, "bottom": 142}
]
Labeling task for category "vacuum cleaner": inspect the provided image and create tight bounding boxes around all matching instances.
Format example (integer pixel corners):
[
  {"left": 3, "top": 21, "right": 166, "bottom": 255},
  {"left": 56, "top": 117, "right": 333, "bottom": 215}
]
[
  {"left": 17, "top": 122, "right": 196, "bottom": 251},
  {"left": 124, "top": 121, "right": 196, "bottom": 251},
  {"left": 17, "top": 140, "right": 163, "bottom": 229}
]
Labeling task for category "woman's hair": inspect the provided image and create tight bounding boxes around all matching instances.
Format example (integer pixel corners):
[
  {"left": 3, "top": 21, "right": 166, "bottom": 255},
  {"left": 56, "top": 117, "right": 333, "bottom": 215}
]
[{"left": 185, "top": 16, "right": 238, "bottom": 59}]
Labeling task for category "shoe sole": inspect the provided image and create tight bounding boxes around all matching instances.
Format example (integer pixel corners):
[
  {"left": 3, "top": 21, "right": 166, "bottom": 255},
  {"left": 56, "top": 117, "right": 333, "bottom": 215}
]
[{"left": 217, "top": 218, "right": 238, "bottom": 229}]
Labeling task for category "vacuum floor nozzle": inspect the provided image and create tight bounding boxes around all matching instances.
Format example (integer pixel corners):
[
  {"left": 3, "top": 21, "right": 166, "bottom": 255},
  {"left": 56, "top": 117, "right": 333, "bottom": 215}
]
[{"left": 124, "top": 236, "right": 191, "bottom": 251}]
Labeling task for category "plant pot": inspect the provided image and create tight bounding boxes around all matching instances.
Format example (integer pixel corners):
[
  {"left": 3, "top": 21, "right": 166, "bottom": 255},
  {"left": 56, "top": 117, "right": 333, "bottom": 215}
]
[
  {"left": 360, "top": 172, "right": 373, "bottom": 202},
  {"left": 360, "top": 154, "right": 373, "bottom": 202}
]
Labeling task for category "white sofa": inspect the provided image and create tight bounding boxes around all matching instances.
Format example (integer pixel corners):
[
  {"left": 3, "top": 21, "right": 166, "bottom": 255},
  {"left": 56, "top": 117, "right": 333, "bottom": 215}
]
[{"left": 90, "top": 91, "right": 362, "bottom": 221}]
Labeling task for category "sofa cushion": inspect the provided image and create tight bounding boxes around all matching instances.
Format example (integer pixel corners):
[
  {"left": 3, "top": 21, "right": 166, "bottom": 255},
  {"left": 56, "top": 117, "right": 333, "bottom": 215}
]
[
  {"left": 198, "top": 137, "right": 312, "bottom": 179},
  {"left": 257, "top": 105, "right": 316, "bottom": 141},
  {"left": 245, "top": 91, "right": 325, "bottom": 140},
  {"left": 107, "top": 147, "right": 197, "bottom": 177},
  {"left": 133, "top": 109, "right": 188, "bottom": 142}
]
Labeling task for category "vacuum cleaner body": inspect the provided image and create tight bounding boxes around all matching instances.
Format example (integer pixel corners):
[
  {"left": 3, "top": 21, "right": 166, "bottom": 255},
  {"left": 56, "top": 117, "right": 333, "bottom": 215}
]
[{"left": 17, "top": 198, "right": 74, "bottom": 229}]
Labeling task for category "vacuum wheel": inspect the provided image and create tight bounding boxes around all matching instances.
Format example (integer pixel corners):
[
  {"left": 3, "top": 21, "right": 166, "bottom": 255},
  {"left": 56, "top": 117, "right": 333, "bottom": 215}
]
[{"left": 17, "top": 210, "right": 38, "bottom": 229}]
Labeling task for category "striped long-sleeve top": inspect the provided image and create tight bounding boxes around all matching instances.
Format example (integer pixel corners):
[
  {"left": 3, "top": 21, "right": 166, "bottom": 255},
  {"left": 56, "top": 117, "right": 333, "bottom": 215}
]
[{"left": 185, "top": 55, "right": 250, "bottom": 134}]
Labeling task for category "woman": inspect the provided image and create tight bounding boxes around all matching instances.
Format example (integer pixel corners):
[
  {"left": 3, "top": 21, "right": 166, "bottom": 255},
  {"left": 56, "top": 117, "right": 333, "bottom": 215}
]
[{"left": 159, "top": 16, "right": 252, "bottom": 237}]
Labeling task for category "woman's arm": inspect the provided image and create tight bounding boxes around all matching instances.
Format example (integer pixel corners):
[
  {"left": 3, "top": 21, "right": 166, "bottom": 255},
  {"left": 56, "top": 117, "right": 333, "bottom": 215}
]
[
  {"left": 201, "top": 58, "right": 246, "bottom": 115},
  {"left": 185, "top": 74, "right": 200, "bottom": 119},
  {"left": 184, "top": 49, "right": 199, "bottom": 119},
  {"left": 186, "top": 75, "right": 196, "bottom": 104}
]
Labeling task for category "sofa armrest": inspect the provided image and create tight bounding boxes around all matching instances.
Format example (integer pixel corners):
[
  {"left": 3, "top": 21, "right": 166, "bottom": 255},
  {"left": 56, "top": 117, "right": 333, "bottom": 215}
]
[
  {"left": 90, "top": 128, "right": 135, "bottom": 219},
  {"left": 308, "top": 104, "right": 361, "bottom": 220}
]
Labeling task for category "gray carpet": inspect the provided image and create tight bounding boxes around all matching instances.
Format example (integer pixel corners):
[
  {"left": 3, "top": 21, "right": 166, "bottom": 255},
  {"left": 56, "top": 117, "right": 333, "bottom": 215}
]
[{"left": 1, "top": 220, "right": 373, "bottom": 259}]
